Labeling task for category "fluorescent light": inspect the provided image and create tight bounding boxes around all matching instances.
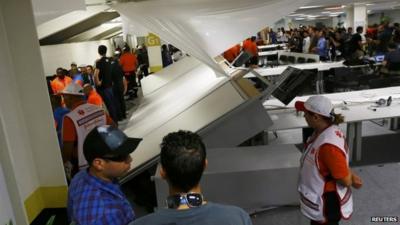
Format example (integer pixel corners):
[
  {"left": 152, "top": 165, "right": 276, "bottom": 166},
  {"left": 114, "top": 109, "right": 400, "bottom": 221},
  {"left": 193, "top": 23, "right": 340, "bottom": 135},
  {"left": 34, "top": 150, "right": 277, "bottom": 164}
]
[
  {"left": 330, "top": 11, "right": 344, "bottom": 15},
  {"left": 299, "top": 5, "right": 323, "bottom": 9},
  {"left": 295, "top": 17, "right": 305, "bottom": 20},
  {"left": 325, "top": 5, "right": 345, "bottom": 10}
]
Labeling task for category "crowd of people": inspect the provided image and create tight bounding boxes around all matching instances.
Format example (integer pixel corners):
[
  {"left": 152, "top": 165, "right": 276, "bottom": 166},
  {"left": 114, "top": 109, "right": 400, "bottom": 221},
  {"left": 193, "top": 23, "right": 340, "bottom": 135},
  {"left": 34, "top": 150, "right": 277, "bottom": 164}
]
[
  {"left": 43, "top": 23, "right": 378, "bottom": 225},
  {"left": 224, "top": 20, "right": 400, "bottom": 70},
  {"left": 65, "top": 97, "right": 363, "bottom": 225},
  {"left": 67, "top": 127, "right": 253, "bottom": 225},
  {"left": 47, "top": 44, "right": 148, "bottom": 180},
  {"left": 47, "top": 42, "right": 186, "bottom": 182}
]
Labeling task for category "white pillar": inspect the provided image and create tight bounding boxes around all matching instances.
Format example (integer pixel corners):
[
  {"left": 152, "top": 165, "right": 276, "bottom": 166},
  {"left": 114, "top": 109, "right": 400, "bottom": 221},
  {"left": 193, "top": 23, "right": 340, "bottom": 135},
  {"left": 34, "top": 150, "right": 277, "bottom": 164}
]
[
  {"left": 146, "top": 33, "right": 163, "bottom": 73},
  {"left": 345, "top": 6, "right": 354, "bottom": 29},
  {"left": 0, "top": 0, "right": 67, "bottom": 224},
  {"left": 121, "top": 16, "right": 130, "bottom": 43},
  {"left": 354, "top": 4, "right": 368, "bottom": 33},
  {"left": 285, "top": 17, "right": 293, "bottom": 30},
  {"left": 332, "top": 16, "right": 339, "bottom": 28}
]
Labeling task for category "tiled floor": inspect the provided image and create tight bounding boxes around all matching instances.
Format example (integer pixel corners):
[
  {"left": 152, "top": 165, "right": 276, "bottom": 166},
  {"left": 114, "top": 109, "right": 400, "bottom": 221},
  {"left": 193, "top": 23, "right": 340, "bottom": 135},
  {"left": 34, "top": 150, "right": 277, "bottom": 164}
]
[
  {"left": 251, "top": 163, "right": 400, "bottom": 225},
  {"left": 254, "top": 120, "right": 400, "bottom": 225}
]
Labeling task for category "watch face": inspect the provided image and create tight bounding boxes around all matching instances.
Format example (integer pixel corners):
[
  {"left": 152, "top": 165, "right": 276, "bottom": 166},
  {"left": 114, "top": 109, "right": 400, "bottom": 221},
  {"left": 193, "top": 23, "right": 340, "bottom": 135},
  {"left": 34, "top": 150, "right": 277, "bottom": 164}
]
[{"left": 166, "top": 193, "right": 203, "bottom": 209}]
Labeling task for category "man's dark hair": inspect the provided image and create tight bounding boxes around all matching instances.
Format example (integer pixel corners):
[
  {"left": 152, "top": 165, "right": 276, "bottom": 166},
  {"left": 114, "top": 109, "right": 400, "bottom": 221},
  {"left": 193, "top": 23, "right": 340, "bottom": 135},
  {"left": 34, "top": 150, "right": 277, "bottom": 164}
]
[
  {"left": 160, "top": 130, "right": 206, "bottom": 192},
  {"left": 98, "top": 45, "right": 107, "bottom": 55},
  {"left": 123, "top": 45, "right": 130, "bottom": 52},
  {"left": 56, "top": 67, "right": 63, "bottom": 74},
  {"left": 62, "top": 69, "right": 69, "bottom": 76},
  {"left": 356, "top": 26, "right": 363, "bottom": 33}
]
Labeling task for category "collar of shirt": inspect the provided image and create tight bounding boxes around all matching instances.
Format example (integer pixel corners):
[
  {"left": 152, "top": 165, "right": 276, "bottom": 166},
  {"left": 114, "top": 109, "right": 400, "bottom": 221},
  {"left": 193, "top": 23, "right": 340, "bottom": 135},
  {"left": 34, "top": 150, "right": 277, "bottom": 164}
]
[
  {"left": 68, "top": 170, "right": 135, "bottom": 225},
  {"left": 71, "top": 100, "right": 86, "bottom": 110},
  {"left": 84, "top": 170, "right": 125, "bottom": 199}
]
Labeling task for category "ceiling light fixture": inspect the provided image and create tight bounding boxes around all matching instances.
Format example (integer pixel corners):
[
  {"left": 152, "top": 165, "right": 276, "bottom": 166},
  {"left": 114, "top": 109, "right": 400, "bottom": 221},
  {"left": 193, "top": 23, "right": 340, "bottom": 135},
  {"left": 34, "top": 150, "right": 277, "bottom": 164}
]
[
  {"left": 299, "top": 5, "right": 323, "bottom": 9},
  {"left": 325, "top": 5, "right": 345, "bottom": 10}
]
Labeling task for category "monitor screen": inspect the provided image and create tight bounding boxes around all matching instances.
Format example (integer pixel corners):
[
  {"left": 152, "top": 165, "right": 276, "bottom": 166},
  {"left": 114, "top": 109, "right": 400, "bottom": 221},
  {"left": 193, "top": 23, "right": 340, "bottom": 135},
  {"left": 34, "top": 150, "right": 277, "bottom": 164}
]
[
  {"left": 271, "top": 67, "right": 316, "bottom": 105},
  {"left": 232, "top": 51, "right": 254, "bottom": 67},
  {"left": 374, "top": 55, "right": 385, "bottom": 62}
]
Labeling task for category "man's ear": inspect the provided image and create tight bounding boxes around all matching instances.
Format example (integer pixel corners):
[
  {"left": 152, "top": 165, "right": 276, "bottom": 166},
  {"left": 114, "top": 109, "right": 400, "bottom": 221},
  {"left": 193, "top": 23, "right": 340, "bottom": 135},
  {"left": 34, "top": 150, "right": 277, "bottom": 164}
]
[
  {"left": 313, "top": 114, "right": 320, "bottom": 121},
  {"left": 204, "top": 159, "right": 208, "bottom": 170},
  {"left": 160, "top": 165, "right": 167, "bottom": 180},
  {"left": 92, "top": 158, "right": 105, "bottom": 171}
]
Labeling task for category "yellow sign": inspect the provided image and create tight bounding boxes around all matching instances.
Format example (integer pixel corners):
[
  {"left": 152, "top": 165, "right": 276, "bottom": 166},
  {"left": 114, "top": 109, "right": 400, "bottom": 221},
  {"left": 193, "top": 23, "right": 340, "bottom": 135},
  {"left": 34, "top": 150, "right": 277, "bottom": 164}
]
[{"left": 146, "top": 33, "right": 161, "bottom": 47}]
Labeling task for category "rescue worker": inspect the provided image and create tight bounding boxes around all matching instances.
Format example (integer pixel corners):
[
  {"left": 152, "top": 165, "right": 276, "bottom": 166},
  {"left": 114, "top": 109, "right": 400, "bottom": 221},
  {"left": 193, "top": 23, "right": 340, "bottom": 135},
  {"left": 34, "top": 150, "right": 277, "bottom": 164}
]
[
  {"left": 295, "top": 95, "right": 362, "bottom": 225},
  {"left": 61, "top": 83, "right": 113, "bottom": 181}
]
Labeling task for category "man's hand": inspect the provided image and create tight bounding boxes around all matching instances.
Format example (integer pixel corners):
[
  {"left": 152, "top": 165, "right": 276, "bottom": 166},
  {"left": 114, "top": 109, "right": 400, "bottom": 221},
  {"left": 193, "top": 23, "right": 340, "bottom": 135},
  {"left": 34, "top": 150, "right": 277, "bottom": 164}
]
[{"left": 351, "top": 172, "right": 363, "bottom": 189}]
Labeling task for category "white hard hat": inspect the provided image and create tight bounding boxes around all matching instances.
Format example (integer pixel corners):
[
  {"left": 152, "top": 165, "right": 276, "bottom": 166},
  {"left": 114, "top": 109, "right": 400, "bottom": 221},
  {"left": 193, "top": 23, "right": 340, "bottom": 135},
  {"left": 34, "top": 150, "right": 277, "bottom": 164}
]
[{"left": 61, "top": 83, "right": 84, "bottom": 96}]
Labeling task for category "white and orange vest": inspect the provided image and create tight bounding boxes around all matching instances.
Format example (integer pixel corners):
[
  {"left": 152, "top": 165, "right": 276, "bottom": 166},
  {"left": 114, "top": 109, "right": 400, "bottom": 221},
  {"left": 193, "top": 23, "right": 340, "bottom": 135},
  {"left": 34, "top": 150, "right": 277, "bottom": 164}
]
[
  {"left": 64, "top": 103, "right": 107, "bottom": 169},
  {"left": 298, "top": 125, "right": 353, "bottom": 222}
]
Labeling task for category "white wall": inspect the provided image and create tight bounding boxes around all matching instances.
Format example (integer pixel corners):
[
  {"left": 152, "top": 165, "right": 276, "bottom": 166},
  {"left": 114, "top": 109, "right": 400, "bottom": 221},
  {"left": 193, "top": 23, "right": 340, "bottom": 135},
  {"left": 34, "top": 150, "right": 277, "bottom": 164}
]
[
  {"left": 1, "top": 0, "right": 67, "bottom": 223},
  {"left": 368, "top": 10, "right": 400, "bottom": 25},
  {"left": 293, "top": 19, "right": 333, "bottom": 28},
  {"left": 274, "top": 17, "right": 333, "bottom": 30},
  {"left": 0, "top": 163, "right": 15, "bottom": 225},
  {"left": 40, "top": 40, "right": 114, "bottom": 75}
]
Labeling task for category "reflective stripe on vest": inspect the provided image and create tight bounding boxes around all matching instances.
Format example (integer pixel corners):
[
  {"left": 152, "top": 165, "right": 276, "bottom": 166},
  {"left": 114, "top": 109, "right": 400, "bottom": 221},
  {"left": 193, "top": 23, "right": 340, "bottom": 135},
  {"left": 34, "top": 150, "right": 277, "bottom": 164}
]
[
  {"left": 298, "top": 125, "right": 353, "bottom": 222},
  {"left": 64, "top": 103, "right": 107, "bottom": 169}
]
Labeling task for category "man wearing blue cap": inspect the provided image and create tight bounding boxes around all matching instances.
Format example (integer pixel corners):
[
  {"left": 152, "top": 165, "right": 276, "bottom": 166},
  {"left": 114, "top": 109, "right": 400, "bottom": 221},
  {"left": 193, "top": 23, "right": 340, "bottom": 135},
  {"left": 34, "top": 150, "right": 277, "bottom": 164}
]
[{"left": 68, "top": 125, "right": 142, "bottom": 225}]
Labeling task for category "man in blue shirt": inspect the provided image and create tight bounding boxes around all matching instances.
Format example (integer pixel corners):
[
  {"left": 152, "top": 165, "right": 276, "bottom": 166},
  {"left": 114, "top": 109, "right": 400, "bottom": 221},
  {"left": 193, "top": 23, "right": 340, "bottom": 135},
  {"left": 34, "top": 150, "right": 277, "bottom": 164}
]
[
  {"left": 313, "top": 29, "right": 328, "bottom": 61},
  {"left": 130, "top": 130, "right": 252, "bottom": 225},
  {"left": 68, "top": 125, "right": 142, "bottom": 225},
  {"left": 50, "top": 94, "right": 70, "bottom": 148},
  {"left": 381, "top": 42, "right": 400, "bottom": 76}
]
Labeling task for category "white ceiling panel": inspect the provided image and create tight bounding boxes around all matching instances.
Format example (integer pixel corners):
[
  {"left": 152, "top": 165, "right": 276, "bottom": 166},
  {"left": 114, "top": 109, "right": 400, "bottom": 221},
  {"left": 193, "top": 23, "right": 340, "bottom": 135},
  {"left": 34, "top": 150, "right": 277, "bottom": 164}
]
[{"left": 31, "top": 0, "right": 86, "bottom": 25}]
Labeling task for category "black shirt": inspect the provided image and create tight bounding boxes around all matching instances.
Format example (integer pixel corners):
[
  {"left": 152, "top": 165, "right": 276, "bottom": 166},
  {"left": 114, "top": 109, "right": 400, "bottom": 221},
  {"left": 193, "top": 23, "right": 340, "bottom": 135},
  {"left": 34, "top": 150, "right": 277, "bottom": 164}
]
[
  {"left": 96, "top": 56, "right": 113, "bottom": 89},
  {"left": 349, "top": 33, "right": 362, "bottom": 52},
  {"left": 385, "top": 50, "right": 400, "bottom": 71},
  {"left": 110, "top": 59, "right": 124, "bottom": 89},
  {"left": 377, "top": 28, "right": 393, "bottom": 53}
]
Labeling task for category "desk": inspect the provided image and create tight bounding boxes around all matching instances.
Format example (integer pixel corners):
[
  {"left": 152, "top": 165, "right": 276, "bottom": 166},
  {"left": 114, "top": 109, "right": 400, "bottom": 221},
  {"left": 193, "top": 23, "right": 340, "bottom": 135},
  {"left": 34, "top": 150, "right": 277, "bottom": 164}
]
[
  {"left": 264, "top": 87, "right": 400, "bottom": 161},
  {"left": 246, "top": 61, "right": 346, "bottom": 93},
  {"left": 250, "top": 61, "right": 345, "bottom": 77},
  {"left": 258, "top": 44, "right": 287, "bottom": 51},
  {"left": 258, "top": 51, "right": 279, "bottom": 56},
  {"left": 154, "top": 144, "right": 301, "bottom": 209}
]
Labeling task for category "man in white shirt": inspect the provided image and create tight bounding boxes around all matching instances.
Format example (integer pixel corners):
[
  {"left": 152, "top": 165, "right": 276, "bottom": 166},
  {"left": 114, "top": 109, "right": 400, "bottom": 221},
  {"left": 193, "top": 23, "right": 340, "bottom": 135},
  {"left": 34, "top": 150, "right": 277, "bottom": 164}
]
[{"left": 303, "top": 31, "right": 311, "bottom": 54}]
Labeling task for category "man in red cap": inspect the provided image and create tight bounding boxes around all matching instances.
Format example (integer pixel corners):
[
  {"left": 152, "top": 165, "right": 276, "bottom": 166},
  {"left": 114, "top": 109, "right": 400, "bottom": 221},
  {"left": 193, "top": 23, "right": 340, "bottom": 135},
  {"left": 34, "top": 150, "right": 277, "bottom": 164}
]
[{"left": 295, "top": 95, "right": 362, "bottom": 225}]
